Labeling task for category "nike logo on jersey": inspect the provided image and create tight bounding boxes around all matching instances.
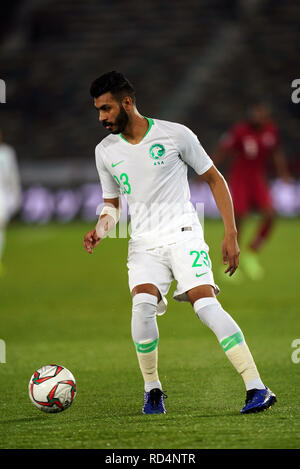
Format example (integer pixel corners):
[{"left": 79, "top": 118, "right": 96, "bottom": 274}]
[
  {"left": 195, "top": 272, "right": 209, "bottom": 278},
  {"left": 111, "top": 160, "right": 124, "bottom": 167}
]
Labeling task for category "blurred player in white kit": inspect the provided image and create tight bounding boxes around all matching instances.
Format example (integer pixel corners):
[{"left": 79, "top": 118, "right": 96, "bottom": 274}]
[{"left": 0, "top": 129, "right": 21, "bottom": 275}]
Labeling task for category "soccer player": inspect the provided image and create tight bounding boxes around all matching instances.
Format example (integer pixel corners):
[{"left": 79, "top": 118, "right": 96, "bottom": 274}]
[
  {"left": 83, "top": 72, "right": 276, "bottom": 415},
  {"left": 213, "top": 102, "right": 290, "bottom": 280},
  {"left": 0, "top": 129, "right": 21, "bottom": 275}
]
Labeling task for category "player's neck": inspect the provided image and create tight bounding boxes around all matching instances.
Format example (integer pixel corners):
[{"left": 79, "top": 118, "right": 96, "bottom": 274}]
[
  {"left": 121, "top": 112, "right": 149, "bottom": 145},
  {"left": 249, "top": 120, "right": 268, "bottom": 131}
]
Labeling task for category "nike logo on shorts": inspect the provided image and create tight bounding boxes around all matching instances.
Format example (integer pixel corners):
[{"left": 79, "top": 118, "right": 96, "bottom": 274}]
[{"left": 195, "top": 272, "right": 209, "bottom": 278}]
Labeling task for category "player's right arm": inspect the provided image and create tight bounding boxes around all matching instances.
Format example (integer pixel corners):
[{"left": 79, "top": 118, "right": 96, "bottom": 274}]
[
  {"left": 272, "top": 147, "right": 291, "bottom": 183},
  {"left": 83, "top": 142, "right": 121, "bottom": 254},
  {"left": 83, "top": 197, "right": 121, "bottom": 254}
]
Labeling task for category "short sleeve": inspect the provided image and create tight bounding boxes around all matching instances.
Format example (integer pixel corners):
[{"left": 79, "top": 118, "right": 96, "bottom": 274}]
[
  {"left": 95, "top": 144, "right": 121, "bottom": 198},
  {"left": 174, "top": 124, "right": 213, "bottom": 175}
]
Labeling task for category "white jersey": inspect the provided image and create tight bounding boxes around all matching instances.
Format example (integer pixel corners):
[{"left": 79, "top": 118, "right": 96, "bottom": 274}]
[
  {"left": 0, "top": 143, "right": 21, "bottom": 222},
  {"left": 95, "top": 118, "right": 213, "bottom": 248}
]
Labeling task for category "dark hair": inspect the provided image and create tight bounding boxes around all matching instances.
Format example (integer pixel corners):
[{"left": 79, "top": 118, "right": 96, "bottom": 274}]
[{"left": 90, "top": 71, "right": 136, "bottom": 103}]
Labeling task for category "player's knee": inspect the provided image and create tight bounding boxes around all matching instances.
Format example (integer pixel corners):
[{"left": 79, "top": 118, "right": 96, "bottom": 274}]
[
  {"left": 269, "top": 207, "right": 276, "bottom": 220},
  {"left": 193, "top": 297, "right": 240, "bottom": 339},
  {"left": 262, "top": 204, "right": 276, "bottom": 219},
  {"left": 131, "top": 293, "right": 158, "bottom": 343}
]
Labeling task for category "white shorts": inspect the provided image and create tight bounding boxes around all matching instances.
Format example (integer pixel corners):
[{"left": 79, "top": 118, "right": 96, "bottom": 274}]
[{"left": 127, "top": 230, "right": 220, "bottom": 309}]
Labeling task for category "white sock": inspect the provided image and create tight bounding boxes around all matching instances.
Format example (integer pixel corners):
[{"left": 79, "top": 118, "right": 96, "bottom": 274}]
[
  {"left": 193, "top": 297, "right": 265, "bottom": 390},
  {"left": 145, "top": 379, "right": 162, "bottom": 393},
  {"left": 131, "top": 293, "right": 161, "bottom": 391}
]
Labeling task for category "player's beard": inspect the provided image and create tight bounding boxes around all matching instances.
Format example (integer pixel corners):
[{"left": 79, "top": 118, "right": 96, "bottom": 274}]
[{"left": 103, "top": 104, "right": 129, "bottom": 135}]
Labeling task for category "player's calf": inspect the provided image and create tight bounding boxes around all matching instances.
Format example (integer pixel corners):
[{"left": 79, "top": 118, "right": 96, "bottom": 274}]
[
  {"left": 193, "top": 297, "right": 276, "bottom": 413},
  {"left": 131, "top": 293, "right": 163, "bottom": 399}
]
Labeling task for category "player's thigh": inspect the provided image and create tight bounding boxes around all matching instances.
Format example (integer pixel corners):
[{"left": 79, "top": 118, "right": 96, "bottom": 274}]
[
  {"left": 170, "top": 237, "right": 219, "bottom": 303},
  {"left": 252, "top": 177, "right": 274, "bottom": 216},
  {"left": 259, "top": 203, "right": 276, "bottom": 220},
  {"left": 127, "top": 248, "right": 173, "bottom": 302}
]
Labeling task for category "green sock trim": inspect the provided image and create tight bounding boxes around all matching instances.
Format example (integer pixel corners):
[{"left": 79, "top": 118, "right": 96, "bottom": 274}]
[
  {"left": 135, "top": 339, "right": 158, "bottom": 354},
  {"left": 221, "top": 331, "right": 244, "bottom": 352}
]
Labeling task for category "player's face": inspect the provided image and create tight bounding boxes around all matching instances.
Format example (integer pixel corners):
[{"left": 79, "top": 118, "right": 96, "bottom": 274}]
[
  {"left": 94, "top": 92, "right": 129, "bottom": 134},
  {"left": 249, "top": 104, "right": 271, "bottom": 127}
]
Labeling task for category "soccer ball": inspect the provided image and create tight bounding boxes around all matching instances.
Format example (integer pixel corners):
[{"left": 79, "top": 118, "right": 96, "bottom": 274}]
[{"left": 28, "top": 364, "right": 77, "bottom": 413}]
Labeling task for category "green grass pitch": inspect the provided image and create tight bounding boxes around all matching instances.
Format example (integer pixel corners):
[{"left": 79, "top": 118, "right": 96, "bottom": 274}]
[{"left": 0, "top": 217, "right": 300, "bottom": 449}]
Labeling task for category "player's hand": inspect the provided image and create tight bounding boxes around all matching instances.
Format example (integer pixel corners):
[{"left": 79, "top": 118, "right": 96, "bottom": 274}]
[
  {"left": 83, "top": 229, "right": 101, "bottom": 254},
  {"left": 222, "top": 232, "right": 240, "bottom": 276}
]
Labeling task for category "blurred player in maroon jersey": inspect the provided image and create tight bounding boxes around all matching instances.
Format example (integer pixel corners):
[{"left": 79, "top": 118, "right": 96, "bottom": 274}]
[{"left": 213, "top": 102, "right": 290, "bottom": 280}]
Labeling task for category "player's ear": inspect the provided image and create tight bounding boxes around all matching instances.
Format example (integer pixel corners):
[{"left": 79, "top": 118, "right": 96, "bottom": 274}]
[{"left": 122, "top": 96, "right": 133, "bottom": 110}]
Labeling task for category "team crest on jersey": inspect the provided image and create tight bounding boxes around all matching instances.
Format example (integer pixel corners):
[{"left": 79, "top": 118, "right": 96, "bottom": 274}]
[{"left": 149, "top": 143, "right": 166, "bottom": 165}]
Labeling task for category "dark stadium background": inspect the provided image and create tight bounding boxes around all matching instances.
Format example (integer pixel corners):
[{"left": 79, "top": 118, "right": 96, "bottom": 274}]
[{"left": 0, "top": 0, "right": 299, "bottom": 223}]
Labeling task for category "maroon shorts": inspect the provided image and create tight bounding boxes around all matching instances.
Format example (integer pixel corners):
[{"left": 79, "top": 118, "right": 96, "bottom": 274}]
[{"left": 229, "top": 174, "right": 273, "bottom": 217}]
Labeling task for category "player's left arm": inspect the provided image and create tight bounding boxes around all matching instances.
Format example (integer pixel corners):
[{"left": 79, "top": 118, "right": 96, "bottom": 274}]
[
  {"left": 272, "top": 147, "right": 291, "bottom": 182},
  {"left": 174, "top": 123, "right": 239, "bottom": 275},
  {"left": 200, "top": 165, "right": 240, "bottom": 276}
]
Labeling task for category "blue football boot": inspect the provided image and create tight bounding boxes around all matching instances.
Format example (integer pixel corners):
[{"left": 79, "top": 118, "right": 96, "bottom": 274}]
[
  {"left": 142, "top": 388, "right": 167, "bottom": 414},
  {"left": 240, "top": 387, "right": 277, "bottom": 414}
]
